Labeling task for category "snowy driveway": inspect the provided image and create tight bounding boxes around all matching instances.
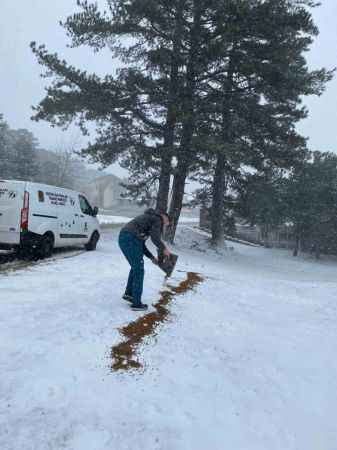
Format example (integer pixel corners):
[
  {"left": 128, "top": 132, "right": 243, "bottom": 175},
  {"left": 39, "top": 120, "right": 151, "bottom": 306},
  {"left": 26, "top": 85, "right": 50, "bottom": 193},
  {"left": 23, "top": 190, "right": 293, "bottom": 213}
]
[{"left": 1, "top": 227, "right": 337, "bottom": 450}]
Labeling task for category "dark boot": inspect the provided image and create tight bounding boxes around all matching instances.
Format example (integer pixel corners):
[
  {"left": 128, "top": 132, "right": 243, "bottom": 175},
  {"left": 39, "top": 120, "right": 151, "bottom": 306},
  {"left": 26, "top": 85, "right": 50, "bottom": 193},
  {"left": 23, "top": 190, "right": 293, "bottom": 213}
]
[
  {"left": 122, "top": 293, "right": 133, "bottom": 303},
  {"left": 131, "top": 303, "right": 148, "bottom": 311}
]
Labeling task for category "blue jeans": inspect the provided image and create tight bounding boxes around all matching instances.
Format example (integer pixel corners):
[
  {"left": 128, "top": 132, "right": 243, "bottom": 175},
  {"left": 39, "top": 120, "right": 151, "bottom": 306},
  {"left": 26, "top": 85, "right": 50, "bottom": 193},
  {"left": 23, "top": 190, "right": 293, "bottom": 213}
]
[{"left": 118, "top": 230, "right": 145, "bottom": 306}]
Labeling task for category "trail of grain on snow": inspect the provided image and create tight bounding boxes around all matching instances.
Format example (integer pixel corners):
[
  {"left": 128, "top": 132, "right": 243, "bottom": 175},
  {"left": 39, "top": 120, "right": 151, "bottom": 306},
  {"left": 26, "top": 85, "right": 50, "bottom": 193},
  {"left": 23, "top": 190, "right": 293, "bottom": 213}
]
[{"left": 111, "top": 272, "right": 204, "bottom": 372}]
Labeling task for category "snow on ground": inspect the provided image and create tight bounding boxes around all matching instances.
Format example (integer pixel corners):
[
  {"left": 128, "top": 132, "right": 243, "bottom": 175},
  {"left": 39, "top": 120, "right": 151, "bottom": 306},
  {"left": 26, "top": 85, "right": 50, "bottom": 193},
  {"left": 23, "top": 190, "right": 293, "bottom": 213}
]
[
  {"left": 1, "top": 226, "right": 337, "bottom": 450},
  {"left": 97, "top": 214, "right": 131, "bottom": 224},
  {"left": 98, "top": 214, "right": 198, "bottom": 225}
]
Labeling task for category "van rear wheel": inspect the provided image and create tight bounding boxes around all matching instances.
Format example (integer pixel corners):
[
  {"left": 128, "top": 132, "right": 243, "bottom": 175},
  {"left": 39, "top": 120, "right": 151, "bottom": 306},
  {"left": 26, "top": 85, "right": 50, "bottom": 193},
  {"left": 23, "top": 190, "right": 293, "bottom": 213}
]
[
  {"left": 38, "top": 234, "right": 54, "bottom": 259},
  {"left": 85, "top": 231, "right": 99, "bottom": 251}
]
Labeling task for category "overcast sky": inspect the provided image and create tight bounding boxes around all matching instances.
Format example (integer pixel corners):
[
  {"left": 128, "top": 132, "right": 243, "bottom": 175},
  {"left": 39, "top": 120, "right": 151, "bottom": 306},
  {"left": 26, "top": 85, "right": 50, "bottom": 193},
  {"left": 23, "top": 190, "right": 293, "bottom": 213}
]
[{"left": 1, "top": 0, "right": 337, "bottom": 174}]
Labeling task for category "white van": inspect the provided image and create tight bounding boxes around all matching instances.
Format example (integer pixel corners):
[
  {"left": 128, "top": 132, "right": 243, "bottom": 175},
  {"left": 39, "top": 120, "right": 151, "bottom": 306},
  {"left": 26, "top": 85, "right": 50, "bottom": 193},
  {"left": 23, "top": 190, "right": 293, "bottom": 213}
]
[{"left": 0, "top": 180, "right": 100, "bottom": 258}]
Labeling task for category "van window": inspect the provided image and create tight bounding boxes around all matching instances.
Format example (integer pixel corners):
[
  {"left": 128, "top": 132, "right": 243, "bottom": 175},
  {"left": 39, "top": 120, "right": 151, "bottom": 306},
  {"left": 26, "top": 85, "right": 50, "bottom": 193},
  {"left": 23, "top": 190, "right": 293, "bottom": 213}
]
[
  {"left": 79, "top": 195, "right": 93, "bottom": 216},
  {"left": 38, "top": 191, "right": 45, "bottom": 202}
]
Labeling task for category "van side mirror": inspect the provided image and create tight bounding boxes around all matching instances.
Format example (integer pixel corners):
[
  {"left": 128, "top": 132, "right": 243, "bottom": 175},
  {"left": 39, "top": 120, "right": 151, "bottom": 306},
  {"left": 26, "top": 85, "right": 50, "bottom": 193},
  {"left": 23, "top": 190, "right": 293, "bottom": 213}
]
[{"left": 92, "top": 206, "right": 99, "bottom": 217}]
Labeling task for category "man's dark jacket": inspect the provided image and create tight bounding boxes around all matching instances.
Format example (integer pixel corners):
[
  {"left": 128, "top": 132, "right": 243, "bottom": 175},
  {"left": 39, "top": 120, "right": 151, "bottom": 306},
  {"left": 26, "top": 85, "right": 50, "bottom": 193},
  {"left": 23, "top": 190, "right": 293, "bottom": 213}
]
[{"left": 121, "top": 209, "right": 165, "bottom": 259}]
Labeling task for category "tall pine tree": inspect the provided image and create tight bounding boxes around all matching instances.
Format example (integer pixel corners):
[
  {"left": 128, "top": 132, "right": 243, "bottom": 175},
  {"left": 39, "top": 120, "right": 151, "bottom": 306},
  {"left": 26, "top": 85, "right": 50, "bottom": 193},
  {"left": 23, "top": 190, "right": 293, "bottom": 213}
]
[
  {"left": 10, "top": 129, "right": 39, "bottom": 181},
  {"left": 31, "top": 0, "right": 189, "bottom": 212},
  {"left": 0, "top": 114, "right": 15, "bottom": 178},
  {"left": 199, "top": 0, "right": 332, "bottom": 247}
]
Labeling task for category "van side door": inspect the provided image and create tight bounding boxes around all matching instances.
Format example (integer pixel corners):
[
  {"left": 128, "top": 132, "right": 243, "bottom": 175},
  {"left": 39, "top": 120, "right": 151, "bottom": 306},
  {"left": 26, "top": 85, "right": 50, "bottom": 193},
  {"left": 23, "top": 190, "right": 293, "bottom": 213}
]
[
  {"left": 78, "top": 195, "right": 95, "bottom": 243},
  {"left": 57, "top": 191, "right": 83, "bottom": 246}
]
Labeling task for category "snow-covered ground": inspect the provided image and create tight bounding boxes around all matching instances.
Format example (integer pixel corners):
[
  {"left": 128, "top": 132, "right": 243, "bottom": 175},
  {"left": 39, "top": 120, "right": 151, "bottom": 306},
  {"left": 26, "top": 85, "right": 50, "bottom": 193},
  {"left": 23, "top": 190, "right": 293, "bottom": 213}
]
[
  {"left": 98, "top": 214, "right": 198, "bottom": 225},
  {"left": 98, "top": 214, "right": 132, "bottom": 224},
  {"left": 1, "top": 227, "right": 337, "bottom": 450}
]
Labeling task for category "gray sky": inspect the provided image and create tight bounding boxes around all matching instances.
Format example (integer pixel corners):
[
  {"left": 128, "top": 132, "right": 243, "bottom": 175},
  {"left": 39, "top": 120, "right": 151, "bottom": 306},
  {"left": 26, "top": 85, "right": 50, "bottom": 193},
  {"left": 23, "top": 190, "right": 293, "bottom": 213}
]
[{"left": 1, "top": 0, "right": 337, "bottom": 170}]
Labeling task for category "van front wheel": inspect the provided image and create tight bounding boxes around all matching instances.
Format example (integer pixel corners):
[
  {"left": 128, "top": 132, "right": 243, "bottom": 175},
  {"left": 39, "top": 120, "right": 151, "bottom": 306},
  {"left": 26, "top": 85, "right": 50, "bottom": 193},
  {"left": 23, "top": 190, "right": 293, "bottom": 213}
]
[
  {"left": 85, "top": 231, "right": 99, "bottom": 251},
  {"left": 38, "top": 234, "right": 54, "bottom": 259}
]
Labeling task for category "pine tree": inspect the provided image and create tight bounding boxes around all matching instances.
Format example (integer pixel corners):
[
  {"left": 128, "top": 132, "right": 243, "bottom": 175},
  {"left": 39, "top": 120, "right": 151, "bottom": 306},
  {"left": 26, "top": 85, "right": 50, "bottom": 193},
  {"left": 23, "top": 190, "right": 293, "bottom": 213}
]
[
  {"left": 31, "top": 0, "right": 217, "bottom": 233},
  {"left": 112, "top": 0, "right": 186, "bottom": 211},
  {"left": 165, "top": 0, "right": 332, "bottom": 244},
  {"left": 235, "top": 170, "right": 288, "bottom": 246},
  {"left": 0, "top": 114, "right": 15, "bottom": 178},
  {"left": 31, "top": 0, "right": 189, "bottom": 212},
  {"left": 166, "top": 0, "right": 208, "bottom": 241},
  {"left": 30, "top": 0, "right": 333, "bottom": 248},
  {"left": 201, "top": 0, "right": 333, "bottom": 248},
  {"left": 285, "top": 152, "right": 337, "bottom": 257},
  {"left": 10, "top": 129, "right": 39, "bottom": 181}
]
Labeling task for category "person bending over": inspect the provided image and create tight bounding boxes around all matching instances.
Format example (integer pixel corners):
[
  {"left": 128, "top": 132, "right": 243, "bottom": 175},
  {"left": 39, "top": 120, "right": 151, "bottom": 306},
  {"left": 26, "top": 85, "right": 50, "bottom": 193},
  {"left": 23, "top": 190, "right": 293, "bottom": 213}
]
[{"left": 118, "top": 208, "right": 171, "bottom": 311}]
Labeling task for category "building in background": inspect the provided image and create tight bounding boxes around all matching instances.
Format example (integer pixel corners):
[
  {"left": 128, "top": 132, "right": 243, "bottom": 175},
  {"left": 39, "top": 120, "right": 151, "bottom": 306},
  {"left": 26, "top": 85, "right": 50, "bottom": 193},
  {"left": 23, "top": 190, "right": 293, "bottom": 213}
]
[
  {"left": 81, "top": 174, "right": 144, "bottom": 217},
  {"left": 82, "top": 174, "right": 200, "bottom": 218},
  {"left": 81, "top": 174, "right": 126, "bottom": 209}
]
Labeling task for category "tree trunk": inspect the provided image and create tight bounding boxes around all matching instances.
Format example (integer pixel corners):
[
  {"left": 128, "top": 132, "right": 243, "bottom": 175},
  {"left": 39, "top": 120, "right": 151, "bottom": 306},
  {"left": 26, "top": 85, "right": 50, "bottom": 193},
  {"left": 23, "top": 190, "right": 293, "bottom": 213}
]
[
  {"left": 210, "top": 51, "right": 235, "bottom": 249},
  {"left": 166, "top": 158, "right": 189, "bottom": 243},
  {"left": 263, "top": 225, "right": 271, "bottom": 248},
  {"left": 293, "top": 230, "right": 301, "bottom": 257},
  {"left": 156, "top": 152, "right": 172, "bottom": 212},
  {"left": 156, "top": 0, "right": 184, "bottom": 212},
  {"left": 310, "top": 239, "right": 321, "bottom": 259},
  {"left": 211, "top": 152, "right": 226, "bottom": 247},
  {"left": 164, "top": 0, "right": 202, "bottom": 243}
]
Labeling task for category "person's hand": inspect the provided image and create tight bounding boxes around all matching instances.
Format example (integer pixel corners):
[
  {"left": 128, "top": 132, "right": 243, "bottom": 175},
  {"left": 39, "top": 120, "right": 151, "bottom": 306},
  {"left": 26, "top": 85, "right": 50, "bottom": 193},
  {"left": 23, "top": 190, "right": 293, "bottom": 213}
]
[{"left": 163, "top": 247, "right": 171, "bottom": 258}]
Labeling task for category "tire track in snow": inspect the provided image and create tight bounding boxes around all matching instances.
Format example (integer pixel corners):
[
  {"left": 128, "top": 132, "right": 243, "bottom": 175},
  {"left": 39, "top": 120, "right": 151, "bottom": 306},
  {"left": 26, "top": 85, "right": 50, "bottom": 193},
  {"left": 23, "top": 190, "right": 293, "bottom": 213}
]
[{"left": 0, "top": 249, "right": 86, "bottom": 274}]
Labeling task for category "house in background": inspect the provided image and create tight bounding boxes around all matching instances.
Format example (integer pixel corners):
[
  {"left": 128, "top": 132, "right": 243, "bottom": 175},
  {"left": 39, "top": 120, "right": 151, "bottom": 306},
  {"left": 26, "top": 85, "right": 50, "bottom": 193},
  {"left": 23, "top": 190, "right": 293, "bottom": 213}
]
[
  {"left": 81, "top": 174, "right": 127, "bottom": 209},
  {"left": 81, "top": 174, "right": 145, "bottom": 216},
  {"left": 82, "top": 174, "right": 200, "bottom": 218}
]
